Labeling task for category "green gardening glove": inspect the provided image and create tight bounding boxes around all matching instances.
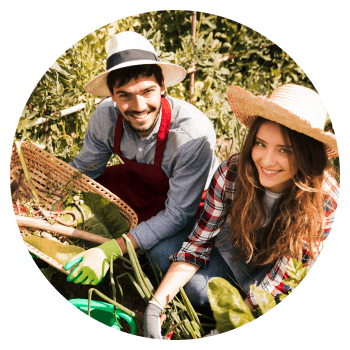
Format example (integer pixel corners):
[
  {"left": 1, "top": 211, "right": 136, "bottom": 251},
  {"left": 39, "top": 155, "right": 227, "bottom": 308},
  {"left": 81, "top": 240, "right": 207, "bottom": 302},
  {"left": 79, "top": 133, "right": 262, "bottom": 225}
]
[{"left": 64, "top": 239, "right": 122, "bottom": 285}]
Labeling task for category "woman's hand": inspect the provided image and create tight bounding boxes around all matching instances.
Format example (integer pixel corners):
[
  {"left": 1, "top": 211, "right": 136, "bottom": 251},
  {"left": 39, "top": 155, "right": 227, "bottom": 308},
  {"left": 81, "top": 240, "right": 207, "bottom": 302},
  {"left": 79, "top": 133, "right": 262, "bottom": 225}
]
[
  {"left": 144, "top": 301, "right": 163, "bottom": 339},
  {"left": 244, "top": 297, "right": 255, "bottom": 311},
  {"left": 143, "top": 261, "right": 200, "bottom": 338}
]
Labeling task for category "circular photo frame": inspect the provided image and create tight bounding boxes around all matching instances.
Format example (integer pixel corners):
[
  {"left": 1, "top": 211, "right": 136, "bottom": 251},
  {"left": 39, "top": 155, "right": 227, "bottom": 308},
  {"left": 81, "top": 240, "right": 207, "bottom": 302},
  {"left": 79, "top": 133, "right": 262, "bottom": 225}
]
[{"left": 1, "top": 1, "right": 350, "bottom": 349}]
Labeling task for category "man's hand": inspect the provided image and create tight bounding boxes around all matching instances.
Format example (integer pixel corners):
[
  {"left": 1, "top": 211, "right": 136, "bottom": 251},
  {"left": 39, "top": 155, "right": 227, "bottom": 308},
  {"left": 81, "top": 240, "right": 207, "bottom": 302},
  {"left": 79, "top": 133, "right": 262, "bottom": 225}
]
[{"left": 64, "top": 239, "right": 122, "bottom": 285}]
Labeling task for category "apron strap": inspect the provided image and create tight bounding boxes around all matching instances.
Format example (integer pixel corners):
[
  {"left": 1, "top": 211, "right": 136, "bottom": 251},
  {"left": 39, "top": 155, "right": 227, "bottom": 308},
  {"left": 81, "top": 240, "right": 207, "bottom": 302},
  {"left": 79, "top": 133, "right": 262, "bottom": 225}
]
[{"left": 154, "top": 96, "right": 171, "bottom": 168}]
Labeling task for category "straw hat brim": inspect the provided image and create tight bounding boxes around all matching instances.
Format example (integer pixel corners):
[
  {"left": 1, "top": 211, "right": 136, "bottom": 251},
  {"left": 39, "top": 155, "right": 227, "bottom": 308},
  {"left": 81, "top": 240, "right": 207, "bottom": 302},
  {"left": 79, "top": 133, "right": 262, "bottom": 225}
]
[
  {"left": 226, "top": 86, "right": 338, "bottom": 158},
  {"left": 85, "top": 60, "right": 186, "bottom": 96}
]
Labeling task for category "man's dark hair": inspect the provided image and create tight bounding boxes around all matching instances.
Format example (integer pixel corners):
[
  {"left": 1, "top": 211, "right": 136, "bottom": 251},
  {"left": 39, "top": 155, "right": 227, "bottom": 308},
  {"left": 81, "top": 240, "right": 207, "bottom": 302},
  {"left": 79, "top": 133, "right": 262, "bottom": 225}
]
[{"left": 107, "top": 64, "right": 163, "bottom": 94}]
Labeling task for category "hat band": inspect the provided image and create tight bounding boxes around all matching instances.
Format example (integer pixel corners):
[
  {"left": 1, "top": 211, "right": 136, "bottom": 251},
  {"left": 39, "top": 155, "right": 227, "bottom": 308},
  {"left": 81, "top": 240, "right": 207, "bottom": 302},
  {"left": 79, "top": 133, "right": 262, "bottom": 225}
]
[{"left": 107, "top": 49, "right": 161, "bottom": 70}]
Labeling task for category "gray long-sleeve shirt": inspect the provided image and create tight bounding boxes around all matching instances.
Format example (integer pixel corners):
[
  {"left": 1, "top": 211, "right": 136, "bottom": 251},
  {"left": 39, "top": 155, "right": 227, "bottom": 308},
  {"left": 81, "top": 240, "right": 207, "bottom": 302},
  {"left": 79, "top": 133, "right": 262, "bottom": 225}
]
[{"left": 69, "top": 95, "right": 219, "bottom": 251}]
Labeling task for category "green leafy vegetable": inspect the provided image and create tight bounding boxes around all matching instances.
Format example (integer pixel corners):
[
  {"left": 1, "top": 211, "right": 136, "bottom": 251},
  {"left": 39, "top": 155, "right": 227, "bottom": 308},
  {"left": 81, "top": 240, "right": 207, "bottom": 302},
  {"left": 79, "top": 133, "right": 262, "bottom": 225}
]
[
  {"left": 207, "top": 277, "right": 255, "bottom": 333},
  {"left": 250, "top": 285, "right": 276, "bottom": 314},
  {"left": 51, "top": 192, "right": 129, "bottom": 247},
  {"left": 282, "top": 258, "right": 308, "bottom": 288},
  {"left": 207, "top": 259, "right": 309, "bottom": 334},
  {"left": 23, "top": 235, "right": 84, "bottom": 266}
]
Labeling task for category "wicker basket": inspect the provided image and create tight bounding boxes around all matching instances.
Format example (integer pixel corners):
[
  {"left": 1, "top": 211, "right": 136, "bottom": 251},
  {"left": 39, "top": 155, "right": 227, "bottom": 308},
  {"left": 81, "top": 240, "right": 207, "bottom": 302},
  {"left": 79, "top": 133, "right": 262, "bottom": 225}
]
[{"left": 11, "top": 141, "right": 138, "bottom": 273}]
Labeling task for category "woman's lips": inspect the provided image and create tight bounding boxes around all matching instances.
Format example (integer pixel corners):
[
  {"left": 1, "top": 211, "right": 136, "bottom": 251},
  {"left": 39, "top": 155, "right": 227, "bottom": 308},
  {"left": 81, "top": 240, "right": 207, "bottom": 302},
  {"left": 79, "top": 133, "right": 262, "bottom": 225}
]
[{"left": 260, "top": 166, "right": 282, "bottom": 177}]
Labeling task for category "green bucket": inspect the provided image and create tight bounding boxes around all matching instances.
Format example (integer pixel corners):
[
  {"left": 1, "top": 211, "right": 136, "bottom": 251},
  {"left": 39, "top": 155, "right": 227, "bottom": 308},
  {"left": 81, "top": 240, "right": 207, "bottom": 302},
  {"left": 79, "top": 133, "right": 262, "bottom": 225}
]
[{"left": 69, "top": 299, "right": 138, "bottom": 335}]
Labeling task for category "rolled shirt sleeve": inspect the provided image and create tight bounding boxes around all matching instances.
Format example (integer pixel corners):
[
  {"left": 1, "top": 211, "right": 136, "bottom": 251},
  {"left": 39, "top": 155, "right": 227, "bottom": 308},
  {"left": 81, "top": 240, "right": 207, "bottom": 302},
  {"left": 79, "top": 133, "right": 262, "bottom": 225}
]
[{"left": 169, "top": 156, "right": 235, "bottom": 266}]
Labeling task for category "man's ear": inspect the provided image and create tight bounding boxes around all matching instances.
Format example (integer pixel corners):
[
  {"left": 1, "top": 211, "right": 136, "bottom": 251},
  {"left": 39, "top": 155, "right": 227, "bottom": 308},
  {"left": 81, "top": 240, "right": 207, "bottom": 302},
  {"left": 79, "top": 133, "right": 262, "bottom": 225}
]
[
  {"left": 161, "top": 77, "right": 166, "bottom": 94},
  {"left": 109, "top": 87, "right": 117, "bottom": 103}
]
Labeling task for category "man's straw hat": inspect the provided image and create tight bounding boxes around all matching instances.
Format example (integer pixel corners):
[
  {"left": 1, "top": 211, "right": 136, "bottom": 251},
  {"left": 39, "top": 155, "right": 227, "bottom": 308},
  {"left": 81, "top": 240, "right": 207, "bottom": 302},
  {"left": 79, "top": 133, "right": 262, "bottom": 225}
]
[
  {"left": 226, "top": 84, "right": 338, "bottom": 158},
  {"left": 85, "top": 31, "right": 186, "bottom": 96}
]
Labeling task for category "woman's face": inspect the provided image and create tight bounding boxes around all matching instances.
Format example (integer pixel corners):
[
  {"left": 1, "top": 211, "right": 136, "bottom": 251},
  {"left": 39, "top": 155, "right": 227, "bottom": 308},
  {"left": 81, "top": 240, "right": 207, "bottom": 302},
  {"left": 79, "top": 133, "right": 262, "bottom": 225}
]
[{"left": 251, "top": 121, "right": 297, "bottom": 193}]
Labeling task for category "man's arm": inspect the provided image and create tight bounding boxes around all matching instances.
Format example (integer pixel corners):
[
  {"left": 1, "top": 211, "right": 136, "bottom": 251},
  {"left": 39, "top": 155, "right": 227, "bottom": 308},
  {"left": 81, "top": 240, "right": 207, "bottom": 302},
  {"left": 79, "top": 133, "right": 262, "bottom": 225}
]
[
  {"left": 130, "top": 136, "right": 218, "bottom": 251},
  {"left": 115, "top": 232, "right": 139, "bottom": 253},
  {"left": 69, "top": 99, "right": 116, "bottom": 179}
]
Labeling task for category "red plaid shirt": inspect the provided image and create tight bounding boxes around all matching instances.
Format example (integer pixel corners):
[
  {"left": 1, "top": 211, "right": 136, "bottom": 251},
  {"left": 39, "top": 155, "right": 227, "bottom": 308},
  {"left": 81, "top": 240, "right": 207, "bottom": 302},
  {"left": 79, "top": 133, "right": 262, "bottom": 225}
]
[{"left": 170, "top": 153, "right": 339, "bottom": 307}]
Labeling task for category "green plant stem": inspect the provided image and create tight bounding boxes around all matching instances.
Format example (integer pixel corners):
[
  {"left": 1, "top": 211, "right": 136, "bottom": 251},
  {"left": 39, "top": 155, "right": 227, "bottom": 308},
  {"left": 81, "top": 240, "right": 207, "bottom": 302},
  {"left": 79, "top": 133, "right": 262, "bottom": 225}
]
[
  {"left": 134, "top": 233, "right": 161, "bottom": 287},
  {"left": 88, "top": 288, "right": 143, "bottom": 323},
  {"left": 179, "top": 287, "right": 204, "bottom": 336},
  {"left": 115, "top": 271, "right": 148, "bottom": 303},
  {"left": 122, "top": 234, "right": 154, "bottom": 300},
  {"left": 200, "top": 323, "right": 216, "bottom": 328},
  {"left": 110, "top": 254, "right": 121, "bottom": 325},
  {"left": 164, "top": 320, "right": 186, "bottom": 336}
]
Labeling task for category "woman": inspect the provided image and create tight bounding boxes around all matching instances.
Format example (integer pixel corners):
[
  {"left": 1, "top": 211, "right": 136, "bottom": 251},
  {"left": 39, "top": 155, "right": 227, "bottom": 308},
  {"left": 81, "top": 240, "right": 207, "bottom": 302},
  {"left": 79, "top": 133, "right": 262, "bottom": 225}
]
[{"left": 144, "top": 84, "right": 339, "bottom": 339}]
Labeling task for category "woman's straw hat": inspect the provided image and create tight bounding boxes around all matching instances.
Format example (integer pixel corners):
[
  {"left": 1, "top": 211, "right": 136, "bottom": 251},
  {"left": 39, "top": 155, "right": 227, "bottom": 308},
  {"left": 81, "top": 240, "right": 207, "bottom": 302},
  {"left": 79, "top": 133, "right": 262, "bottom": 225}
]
[
  {"left": 226, "top": 84, "right": 338, "bottom": 157},
  {"left": 85, "top": 31, "right": 186, "bottom": 96}
]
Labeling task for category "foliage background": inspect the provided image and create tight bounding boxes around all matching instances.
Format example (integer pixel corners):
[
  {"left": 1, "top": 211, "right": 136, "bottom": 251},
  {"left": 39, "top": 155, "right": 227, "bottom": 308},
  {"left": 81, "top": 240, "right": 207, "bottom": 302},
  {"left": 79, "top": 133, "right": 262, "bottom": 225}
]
[{"left": 14, "top": 10, "right": 326, "bottom": 165}]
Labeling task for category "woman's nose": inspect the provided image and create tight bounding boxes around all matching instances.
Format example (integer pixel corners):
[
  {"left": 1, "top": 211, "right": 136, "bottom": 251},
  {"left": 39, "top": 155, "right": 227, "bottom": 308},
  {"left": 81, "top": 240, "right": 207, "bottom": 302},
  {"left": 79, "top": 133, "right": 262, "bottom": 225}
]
[{"left": 261, "top": 149, "right": 276, "bottom": 167}]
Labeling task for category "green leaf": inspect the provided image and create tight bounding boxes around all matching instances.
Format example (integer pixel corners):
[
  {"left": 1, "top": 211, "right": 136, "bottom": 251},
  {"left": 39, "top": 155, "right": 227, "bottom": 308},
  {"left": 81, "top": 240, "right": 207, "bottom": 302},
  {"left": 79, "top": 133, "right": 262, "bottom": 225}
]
[
  {"left": 250, "top": 285, "right": 276, "bottom": 314},
  {"left": 299, "top": 266, "right": 307, "bottom": 281},
  {"left": 286, "top": 270, "right": 297, "bottom": 279},
  {"left": 40, "top": 266, "right": 59, "bottom": 282},
  {"left": 23, "top": 235, "right": 84, "bottom": 266},
  {"left": 16, "top": 119, "right": 29, "bottom": 131},
  {"left": 207, "top": 277, "right": 255, "bottom": 333},
  {"left": 51, "top": 192, "right": 129, "bottom": 248},
  {"left": 25, "top": 118, "right": 39, "bottom": 129},
  {"left": 282, "top": 278, "right": 299, "bottom": 288}
]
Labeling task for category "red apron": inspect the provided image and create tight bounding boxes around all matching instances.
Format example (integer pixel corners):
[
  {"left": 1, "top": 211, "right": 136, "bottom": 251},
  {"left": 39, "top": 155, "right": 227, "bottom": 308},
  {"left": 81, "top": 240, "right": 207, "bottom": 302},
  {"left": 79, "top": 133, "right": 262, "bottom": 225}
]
[{"left": 96, "top": 96, "right": 206, "bottom": 224}]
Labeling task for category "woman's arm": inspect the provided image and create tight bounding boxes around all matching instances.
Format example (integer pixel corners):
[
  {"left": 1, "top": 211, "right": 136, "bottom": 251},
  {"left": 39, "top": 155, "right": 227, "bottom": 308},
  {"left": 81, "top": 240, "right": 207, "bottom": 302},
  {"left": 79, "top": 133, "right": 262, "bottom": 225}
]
[
  {"left": 143, "top": 262, "right": 199, "bottom": 338},
  {"left": 144, "top": 156, "right": 237, "bottom": 338},
  {"left": 151, "top": 261, "right": 200, "bottom": 307}
]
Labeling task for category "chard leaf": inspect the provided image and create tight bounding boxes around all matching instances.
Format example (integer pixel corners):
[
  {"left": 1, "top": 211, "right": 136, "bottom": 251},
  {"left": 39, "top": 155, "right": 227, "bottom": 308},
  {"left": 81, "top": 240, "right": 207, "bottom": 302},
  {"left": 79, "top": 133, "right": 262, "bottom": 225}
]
[
  {"left": 207, "top": 277, "right": 255, "bottom": 333},
  {"left": 51, "top": 192, "right": 129, "bottom": 248},
  {"left": 23, "top": 235, "right": 84, "bottom": 265},
  {"left": 250, "top": 285, "right": 276, "bottom": 314}
]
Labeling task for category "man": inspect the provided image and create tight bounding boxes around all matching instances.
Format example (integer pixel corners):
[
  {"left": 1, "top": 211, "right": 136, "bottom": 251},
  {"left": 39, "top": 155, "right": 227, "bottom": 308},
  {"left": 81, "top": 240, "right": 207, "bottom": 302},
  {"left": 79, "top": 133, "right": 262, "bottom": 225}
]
[{"left": 64, "top": 31, "right": 219, "bottom": 288}]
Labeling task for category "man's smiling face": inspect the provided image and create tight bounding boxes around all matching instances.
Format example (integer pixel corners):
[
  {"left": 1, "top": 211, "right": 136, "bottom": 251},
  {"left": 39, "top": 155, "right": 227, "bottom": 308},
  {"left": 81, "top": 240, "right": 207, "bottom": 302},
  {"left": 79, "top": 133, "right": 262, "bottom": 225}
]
[{"left": 111, "top": 74, "right": 165, "bottom": 138}]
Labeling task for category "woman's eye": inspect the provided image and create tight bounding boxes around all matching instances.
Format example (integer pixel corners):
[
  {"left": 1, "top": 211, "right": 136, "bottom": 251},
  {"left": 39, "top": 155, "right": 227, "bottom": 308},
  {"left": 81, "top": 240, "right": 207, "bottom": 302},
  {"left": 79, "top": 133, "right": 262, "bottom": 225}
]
[{"left": 255, "top": 141, "right": 264, "bottom": 147}]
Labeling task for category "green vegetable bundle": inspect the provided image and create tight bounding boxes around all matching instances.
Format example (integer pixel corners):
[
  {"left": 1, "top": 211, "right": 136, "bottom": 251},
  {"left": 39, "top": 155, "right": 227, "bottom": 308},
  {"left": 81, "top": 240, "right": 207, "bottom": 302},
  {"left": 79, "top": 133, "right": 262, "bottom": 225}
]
[{"left": 51, "top": 192, "right": 130, "bottom": 249}]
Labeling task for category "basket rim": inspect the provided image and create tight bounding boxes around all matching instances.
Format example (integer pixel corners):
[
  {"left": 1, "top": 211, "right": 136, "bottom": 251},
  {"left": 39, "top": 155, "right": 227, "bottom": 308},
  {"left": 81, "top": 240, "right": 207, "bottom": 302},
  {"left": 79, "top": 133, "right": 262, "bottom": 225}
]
[
  {"left": 24, "top": 240, "right": 68, "bottom": 274},
  {"left": 11, "top": 141, "right": 138, "bottom": 230}
]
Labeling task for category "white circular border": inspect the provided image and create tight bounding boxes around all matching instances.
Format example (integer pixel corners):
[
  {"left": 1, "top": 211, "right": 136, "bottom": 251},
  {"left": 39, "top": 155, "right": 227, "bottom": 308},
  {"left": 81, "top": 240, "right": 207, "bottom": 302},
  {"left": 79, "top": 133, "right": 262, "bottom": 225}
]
[{"left": 1, "top": 0, "right": 350, "bottom": 349}]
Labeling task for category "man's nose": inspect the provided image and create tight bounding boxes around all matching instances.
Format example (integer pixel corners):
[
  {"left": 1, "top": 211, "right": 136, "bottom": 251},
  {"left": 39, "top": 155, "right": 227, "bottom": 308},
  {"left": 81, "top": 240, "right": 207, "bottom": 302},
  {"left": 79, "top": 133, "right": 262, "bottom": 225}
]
[{"left": 132, "top": 95, "right": 147, "bottom": 111}]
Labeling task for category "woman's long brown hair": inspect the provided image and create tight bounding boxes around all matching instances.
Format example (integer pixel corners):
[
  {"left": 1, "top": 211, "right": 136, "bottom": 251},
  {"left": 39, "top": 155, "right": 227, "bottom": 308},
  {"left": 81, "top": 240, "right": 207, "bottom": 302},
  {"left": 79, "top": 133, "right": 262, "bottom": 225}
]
[{"left": 228, "top": 117, "right": 336, "bottom": 266}]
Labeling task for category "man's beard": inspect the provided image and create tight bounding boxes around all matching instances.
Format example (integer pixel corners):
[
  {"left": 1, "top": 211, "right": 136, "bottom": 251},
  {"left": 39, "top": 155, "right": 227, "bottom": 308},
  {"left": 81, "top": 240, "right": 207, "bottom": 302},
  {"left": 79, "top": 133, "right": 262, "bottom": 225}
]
[{"left": 121, "top": 104, "right": 161, "bottom": 135}]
